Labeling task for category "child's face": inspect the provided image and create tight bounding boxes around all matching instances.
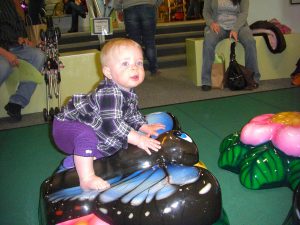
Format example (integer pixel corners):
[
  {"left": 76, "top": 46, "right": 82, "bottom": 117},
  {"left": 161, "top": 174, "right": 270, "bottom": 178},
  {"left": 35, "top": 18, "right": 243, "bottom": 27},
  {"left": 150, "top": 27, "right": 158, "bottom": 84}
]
[{"left": 103, "top": 44, "right": 145, "bottom": 91}]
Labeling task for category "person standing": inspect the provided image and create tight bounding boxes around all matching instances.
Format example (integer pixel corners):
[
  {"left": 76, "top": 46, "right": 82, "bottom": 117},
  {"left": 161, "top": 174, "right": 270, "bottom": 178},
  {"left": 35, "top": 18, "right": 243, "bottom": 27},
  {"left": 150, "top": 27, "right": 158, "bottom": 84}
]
[
  {"left": 201, "top": 0, "right": 260, "bottom": 91},
  {"left": 0, "top": 0, "right": 46, "bottom": 121},
  {"left": 114, "top": 0, "right": 160, "bottom": 76},
  {"left": 64, "top": 0, "right": 87, "bottom": 32}
]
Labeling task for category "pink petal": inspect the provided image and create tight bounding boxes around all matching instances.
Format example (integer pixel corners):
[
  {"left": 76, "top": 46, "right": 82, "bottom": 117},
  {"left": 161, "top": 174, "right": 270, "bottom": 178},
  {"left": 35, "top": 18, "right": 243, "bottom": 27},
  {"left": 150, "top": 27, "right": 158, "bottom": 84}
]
[
  {"left": 272, "top": 126, "right": 300, "bottom": 157},
  {"left": 249, "top": 114, "right": 274, "bottom": 123},
  {"left": 240, "top": 121, "right": 282, "bottom": 146}
]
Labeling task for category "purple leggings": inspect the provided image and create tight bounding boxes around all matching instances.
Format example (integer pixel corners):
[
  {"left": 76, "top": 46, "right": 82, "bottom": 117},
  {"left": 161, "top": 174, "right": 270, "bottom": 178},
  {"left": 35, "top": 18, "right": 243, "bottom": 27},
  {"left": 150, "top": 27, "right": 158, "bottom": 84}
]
[{"left": 52, "top": 118, "right": 103, "bottom": 168}]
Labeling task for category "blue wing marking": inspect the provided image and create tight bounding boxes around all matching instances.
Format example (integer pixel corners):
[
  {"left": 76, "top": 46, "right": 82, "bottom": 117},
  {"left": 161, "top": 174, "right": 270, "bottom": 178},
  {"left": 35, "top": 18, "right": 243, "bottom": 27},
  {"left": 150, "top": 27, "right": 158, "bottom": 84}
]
[
  {"left": 120, "top": 168, "right": 165, "bottom": 204},
  {"left": 47, "top": 164, "right": 200, "bottom": 206},
  {"left": 99, "top": 168, "right": 156, "bottom": 203},
  {"left": 48, "top": 186, "right": 93, "bottom": 203},
  {"left": 166, "top": 164, "right": 200, "bottom": 185},
  {"left": 48, "top": 176, "right": 123, "bottom": 203}
]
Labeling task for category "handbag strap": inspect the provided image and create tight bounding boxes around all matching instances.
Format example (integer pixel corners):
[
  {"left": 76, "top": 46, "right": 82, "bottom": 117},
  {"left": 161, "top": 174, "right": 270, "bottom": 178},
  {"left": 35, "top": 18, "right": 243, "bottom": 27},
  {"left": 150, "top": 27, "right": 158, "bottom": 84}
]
[{"left": 230, "top": 42, "right": 236, "bottom": 61}]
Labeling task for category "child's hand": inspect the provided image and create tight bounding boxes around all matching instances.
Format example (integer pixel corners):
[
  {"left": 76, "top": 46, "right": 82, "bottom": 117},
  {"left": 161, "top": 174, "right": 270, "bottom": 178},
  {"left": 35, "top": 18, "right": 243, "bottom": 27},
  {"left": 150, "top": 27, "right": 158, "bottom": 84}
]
[
  {"left": 137, "top": 135, "right": 161, "bottom": 155},
  {"left": 140, "top": 123, "right": 166, "bottom": 137}
]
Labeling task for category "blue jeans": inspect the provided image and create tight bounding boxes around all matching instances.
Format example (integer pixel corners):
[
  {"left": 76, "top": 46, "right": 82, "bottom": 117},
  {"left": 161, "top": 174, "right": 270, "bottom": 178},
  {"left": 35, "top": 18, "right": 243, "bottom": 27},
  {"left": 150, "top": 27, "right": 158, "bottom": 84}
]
[
  {"left": 201, "top": 25, "right": 261, "bottom": 86},
  {"left": 123, "top": 4, "right": 158, "bottom": 74},
  {"left": 0, "top": 45, "right": 45, "bottom": 108}
]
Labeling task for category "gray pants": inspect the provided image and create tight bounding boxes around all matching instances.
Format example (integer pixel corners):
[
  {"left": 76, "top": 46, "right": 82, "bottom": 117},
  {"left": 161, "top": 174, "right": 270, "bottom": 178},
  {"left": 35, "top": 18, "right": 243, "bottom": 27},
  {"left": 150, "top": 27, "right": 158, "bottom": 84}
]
[{"left": 201, "top": 25, "right": 260, "bottom": 86}]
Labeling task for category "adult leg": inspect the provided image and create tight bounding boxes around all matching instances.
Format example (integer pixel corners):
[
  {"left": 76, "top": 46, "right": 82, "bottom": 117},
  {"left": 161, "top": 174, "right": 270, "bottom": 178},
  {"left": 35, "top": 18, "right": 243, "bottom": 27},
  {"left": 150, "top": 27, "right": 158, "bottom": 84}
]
[
  {"left": 71, "top": 9, "right": 79, "bottom": 32},
  {"left": 0, "top": 54, "right": 24, "bottom": 120},
  {"left": 124, "top": 5, "right": 158, "bottom": 74},
  {"left": 28, "top": 0, "right": 45, "bottom": 25},
  {"left": 186, "top": 0, "right": 195, "bottom": 19},
  {"left": 0, "top": 56, "right": 13, "bottom": 86},
  {"left": 9, "top": 45, "right": 45, "bottom": 107},
  {"left": 140, "top": 5, "right": 158, "bottom": 74},
  {"left": 238, "top": 26, "right": 261, "bottom": 83},
  {"left": 201, "top": 27, "right": 227, "bottom": 88},
  {"left": 194, "top": 0, "right": 201, "bottom": 19},
  {"left": 2, "top": 45, "right": 45, "bottom": 120},
  {"left": 123, "top": 6, "right": 143, "bottom": 47},
  {"left": 199, "top": 0, "right": 204, "bottom": 18}
]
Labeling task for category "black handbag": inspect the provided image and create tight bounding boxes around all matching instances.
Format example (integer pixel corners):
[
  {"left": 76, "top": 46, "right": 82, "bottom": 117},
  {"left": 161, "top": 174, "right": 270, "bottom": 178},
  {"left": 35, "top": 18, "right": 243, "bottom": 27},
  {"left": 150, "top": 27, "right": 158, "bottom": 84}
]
[{"left": 225, "top": 42, "right": 256, "bottom": 91}]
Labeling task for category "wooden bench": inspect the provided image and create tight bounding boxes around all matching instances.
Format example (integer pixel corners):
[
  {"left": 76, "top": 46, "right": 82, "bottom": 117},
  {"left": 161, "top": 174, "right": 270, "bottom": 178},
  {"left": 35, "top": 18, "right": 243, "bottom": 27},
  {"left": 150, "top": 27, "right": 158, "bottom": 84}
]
[
  {"left": 186, "top": 33, "right": 300, "bottom": 86},
  {"left": 0, "top": 49, "right": 103, "bottom": 118}
]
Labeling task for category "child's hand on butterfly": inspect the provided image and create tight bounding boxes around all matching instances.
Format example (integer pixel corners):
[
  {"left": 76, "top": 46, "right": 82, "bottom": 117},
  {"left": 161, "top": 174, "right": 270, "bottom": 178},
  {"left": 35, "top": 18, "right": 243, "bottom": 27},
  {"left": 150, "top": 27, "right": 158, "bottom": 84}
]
[
  {"left": 137, "top": 134, "right": 162, "bottom": 155},
  {"left": 137, "top": 123, "right": 166, "bottom": 155},
  {"left": 140, "top": 123, "right": 166, "bottom": 137}
]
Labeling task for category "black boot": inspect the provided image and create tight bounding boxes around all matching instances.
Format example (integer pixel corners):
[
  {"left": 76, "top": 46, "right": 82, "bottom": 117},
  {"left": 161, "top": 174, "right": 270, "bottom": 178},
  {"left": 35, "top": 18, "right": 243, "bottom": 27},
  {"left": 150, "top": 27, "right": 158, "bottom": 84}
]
[
  {"left": 4, "top": 103, "right": 22, "bottom": 121},
  {"left": 291, "top": 58, "right": 300, "bottom": 77}
]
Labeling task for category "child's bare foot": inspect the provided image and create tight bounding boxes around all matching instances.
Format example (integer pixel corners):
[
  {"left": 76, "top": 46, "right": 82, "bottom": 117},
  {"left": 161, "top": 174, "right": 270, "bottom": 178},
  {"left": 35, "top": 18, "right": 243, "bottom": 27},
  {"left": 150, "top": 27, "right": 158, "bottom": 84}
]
[
  {"left": 80, "top": 175, "right": 110, "bottom": 191},
  {"left": 74, "top": 155, "right": 110, "bottom": 191}
]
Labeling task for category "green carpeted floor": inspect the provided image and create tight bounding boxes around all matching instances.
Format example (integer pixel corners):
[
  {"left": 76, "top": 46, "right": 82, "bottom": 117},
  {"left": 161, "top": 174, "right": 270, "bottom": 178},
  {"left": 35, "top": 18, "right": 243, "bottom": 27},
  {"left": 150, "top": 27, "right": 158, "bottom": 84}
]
[{"left": 0, "top": 88, "right": 299, "bottom": 225}]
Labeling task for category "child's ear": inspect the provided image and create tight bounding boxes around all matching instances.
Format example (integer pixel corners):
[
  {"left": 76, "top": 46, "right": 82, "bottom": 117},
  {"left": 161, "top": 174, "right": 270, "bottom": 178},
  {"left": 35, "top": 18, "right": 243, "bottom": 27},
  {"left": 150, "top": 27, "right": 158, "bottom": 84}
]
[{"left": 102, "top": 66, "right": 112, "bottom": 79}]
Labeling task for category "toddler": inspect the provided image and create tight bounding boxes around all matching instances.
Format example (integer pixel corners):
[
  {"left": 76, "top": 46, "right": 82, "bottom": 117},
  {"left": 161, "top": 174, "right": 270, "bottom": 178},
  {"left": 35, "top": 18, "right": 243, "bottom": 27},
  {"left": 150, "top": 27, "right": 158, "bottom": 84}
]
[{"left": 52, "top": 38, "right": 165, "bottom": 191}]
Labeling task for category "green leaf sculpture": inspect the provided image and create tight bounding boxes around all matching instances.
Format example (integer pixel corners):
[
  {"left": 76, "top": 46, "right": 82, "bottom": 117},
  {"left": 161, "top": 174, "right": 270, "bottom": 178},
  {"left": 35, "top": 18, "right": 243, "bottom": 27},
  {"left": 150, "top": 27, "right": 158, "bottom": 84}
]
[{"left": 219, "top": 132, "right": 300, "bottom": 190}]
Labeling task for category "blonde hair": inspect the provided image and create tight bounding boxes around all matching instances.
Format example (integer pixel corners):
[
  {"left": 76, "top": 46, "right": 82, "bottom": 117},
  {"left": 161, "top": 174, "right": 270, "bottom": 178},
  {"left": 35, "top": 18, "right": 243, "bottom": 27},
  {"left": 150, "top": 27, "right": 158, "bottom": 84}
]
[{"left": 100, "top": 38, "right": 142, "bottom": 66}]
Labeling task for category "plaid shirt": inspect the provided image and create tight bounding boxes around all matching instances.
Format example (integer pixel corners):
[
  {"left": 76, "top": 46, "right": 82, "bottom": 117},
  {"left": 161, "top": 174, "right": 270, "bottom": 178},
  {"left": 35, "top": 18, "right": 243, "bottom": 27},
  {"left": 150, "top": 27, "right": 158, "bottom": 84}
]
[
  {"left": 56, "top": 78, "right": 146, "bottom": 156},
  {"left": 0, "top": 0, "right": 27, "bottom": 50}
]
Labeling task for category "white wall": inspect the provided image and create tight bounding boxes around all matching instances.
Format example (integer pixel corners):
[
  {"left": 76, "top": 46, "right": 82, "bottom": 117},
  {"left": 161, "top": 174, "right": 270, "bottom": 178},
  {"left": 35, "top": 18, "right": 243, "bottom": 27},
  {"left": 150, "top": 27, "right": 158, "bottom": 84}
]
[{"left": 248, "top": 0, "right": 300, "bottom": 33}]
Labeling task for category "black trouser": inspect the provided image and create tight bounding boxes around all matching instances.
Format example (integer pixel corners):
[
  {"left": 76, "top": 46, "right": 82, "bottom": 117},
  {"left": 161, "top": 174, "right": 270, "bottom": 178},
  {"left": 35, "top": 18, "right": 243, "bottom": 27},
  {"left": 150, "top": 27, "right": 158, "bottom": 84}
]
[{"left": 29, "top": 0, "right": 45, "bottom": 25}]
